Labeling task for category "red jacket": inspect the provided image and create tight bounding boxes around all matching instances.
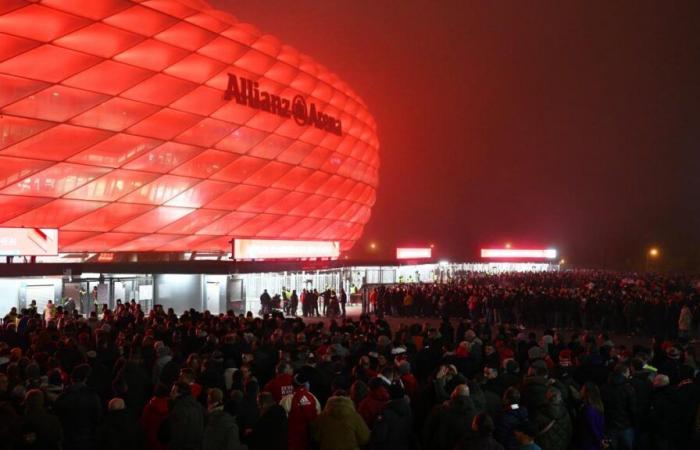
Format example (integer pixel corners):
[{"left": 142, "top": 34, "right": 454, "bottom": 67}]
[
  {"left": 401, "top": 373, "right": 419, "bottom": 401},
  {"left": 358, "top": 386, "right": 389, "bottom": 427},
  {"left": 140, "top": 396, "right": 169, "bottom": 450},
  {"left": 281, "top": 388, "right": 320, "bottom": 450},
  {"left": 263, "top": 373, "right": 294, "bottom": 403}
]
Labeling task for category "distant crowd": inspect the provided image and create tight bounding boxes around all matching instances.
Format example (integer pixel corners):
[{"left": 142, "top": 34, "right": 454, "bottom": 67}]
[
  {"left": 367, "top": 271, "right": 700, "bottom": 340},
  {"left": 0, "top": 269, "right": 697, "bottom": 450}
]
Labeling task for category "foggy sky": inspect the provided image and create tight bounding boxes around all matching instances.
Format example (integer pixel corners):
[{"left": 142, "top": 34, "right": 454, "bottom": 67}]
[{"left": 214, "top": 0, "right": 700, "bottom": 269}]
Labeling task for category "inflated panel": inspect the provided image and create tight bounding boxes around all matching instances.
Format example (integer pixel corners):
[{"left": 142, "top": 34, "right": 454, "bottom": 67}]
[{"left": 0, "top": 0, "right": 379, "bottom": 253}]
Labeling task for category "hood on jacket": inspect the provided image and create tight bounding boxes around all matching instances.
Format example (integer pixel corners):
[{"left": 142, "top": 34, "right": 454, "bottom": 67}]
[
  {"left": 324, "top": 395, "right": 357, "bottom": 417},
  {"left": 368, "top": 386, "right": 390, "bottom": 402},
  {"left": 147, "top": 396, "right": 170, "bottom": 415}
]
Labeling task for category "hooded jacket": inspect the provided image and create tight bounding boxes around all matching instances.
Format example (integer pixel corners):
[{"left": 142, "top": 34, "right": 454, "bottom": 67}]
[
  {"left": 312, "top": 395, "right": 370, "bottom": 450},
  {"left": 358, "top": 385, "right": 389, "bottom": 427}
]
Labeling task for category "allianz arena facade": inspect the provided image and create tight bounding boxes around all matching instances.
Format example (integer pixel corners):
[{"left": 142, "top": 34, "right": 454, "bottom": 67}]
[{"left": 0, "top": 0, "right": 379, "bottom": 255}]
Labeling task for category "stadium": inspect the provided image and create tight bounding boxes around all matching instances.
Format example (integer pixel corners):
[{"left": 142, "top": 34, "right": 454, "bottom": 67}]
[{"left": 0, "top": 0, "right": 379, "bottom": 256}]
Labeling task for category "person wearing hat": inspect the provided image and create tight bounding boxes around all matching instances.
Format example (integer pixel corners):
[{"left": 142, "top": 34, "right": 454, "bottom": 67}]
[
  {"left": 312, "top": 389, "right": 369, "bottom": 450},
  {"left": 280, "top": 373, "right": 321, "bottom": 450},
  {"left": 649, "top": 374, "right": 681, "bottom": 450}
]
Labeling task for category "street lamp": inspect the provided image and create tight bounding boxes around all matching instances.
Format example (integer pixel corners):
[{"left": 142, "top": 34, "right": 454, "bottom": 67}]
[
  {"left": 648, "top": 247, "right": 659, "bottom": 258},
  {"left": 369, "top": 242, "right": 376, "bottom": 250},
  {"left": 505, "top": 242, "right": 512, "bottom": 249}
]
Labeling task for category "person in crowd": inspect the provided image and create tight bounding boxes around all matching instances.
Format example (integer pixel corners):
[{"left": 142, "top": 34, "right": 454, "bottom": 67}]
[
  {"left": 423, "top": 384, "right": 478, "bottom": 450},
  {"left": 358, "top": 376, "right": 390, "bottom": 426},
  {"left": 202, "top": 388, "right": 246, "bottom": 450},
  {"left": 495, "top": 387, "right": 530, "bottom": 450},
  {"left": 53, "top": 363, "right": 102, "bottom": 450},
  {"left": 280, "top": 373, "right": 321, "bottom": 450},
  {"left": 367, "top": 383, "right": 414, "bottom": 450},
  {"left": 578, "top": 382, "right": 606, "bottom": 450},
  {"left": 455, "top": 412, "right": 504, "bottom": 450},
  {"left": 162, "top": 382, "right": 204, "bottom": 450},
  {"left": 20, "top": 389, "right": 63, "bottom": 450},
  {"left": 600, "top": 364, "right": 636, "bottom": 450},
  {"left": 532, "top": 387, "right": 573, "bottom": 450},
  {"left": 247, "top": 392, "right": 287, "bottom": 450},
  {"left": 312, "top": 389, "right": 370, "bottom": 450},
  {"left": 141, "top": 383, "right": 170, "bottom": 450},
  {"left": 262, "top": 362, "right": 295, "bottom": 402},
  {"left": 98, "top": 397, "right": 144, "bottom": 450}
]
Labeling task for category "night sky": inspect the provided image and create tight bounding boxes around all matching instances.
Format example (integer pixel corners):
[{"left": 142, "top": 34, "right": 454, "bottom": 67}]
[{"left": 215, "top": 0, "right": 700, "bottom": 269}]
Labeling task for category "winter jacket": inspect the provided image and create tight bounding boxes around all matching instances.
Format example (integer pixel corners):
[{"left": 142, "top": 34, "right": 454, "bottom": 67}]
[
  {"left": 649, "top": 386, "right": 680, "bottom": 440},
  {"left": 141, "top": 396, "right": 169, "bottom": 450},
  {"left": 495, "top": 406, "right": 529, "bottom": 450},
  {"left": 368, "top": 398, "right": 415, "bottom": 450},
  {"left": 97, "top": 409, "right": 145, "bottom": 450},
  {"left": 577, "top": 405, "right": 604, "bottom": 450},
  {"left": 629, "top": 371, "right": 653, "bottom": 428},
  {"left": 248, "top": 404, "right": 287, "bottom": 450},
  {"left": 358, "top": 386, "right": 389, "bottom": 427},
  {"left": 600, "top": 375, "right": 635, "bottom": 432},
  {"left": 521, "top": 376, "right": 550, "bottom": 412},
  {"left": 164, "top": 394, "right": 205, "bottom": 450},
  {"left": 423, "top": 396, "right": 479, "bottom": 450},
  {"left": 532, "top": 402, "right": 573, "bottom": 450},
  {"left": 312, "top": 395, "right": 370, "bottom": 450},
  {"left": 202, "top": 408, "right": 246, "bottom": 450},
  {"left": 20, "top": 408, "right": 63, "bottom": 450},
  {"left": 262, "top": 373, "right": 294, "bottom": 403},
  {"left": 280, "top": 388, "right": 320, "bottom": 450},
  {"left": 53, "top": 382, "right": 102, "bottom": 450}
]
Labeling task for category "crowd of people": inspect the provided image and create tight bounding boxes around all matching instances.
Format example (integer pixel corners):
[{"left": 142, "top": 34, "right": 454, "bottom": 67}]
[
  {"left": 0, "top": 269, "right": 697, "bottom": 450},
  {"left": 369, "top": 271, "right": 700, "bottom": 340}
]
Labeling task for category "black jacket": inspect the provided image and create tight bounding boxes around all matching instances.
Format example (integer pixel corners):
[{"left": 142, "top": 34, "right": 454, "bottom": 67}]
[
  {"left": 532, "top": 402, "right": 573, "bottom": 450},
  {"left": 202, "top": 409, "right": 246, "bottom": 450},
  {"left": 98, "top": 409, "right": 145, "bottom": 450},
  {"left": 20, "top": 408, "right": 63, "bottom": 450},
  {"left": 423, "top": 396, "right": 478, "bottom": 450},
  {"left": 165, "top": 394, "right": 205, "bottom": 450},
  {"left": 600, "top": 375, "right": 636, "bottom": 431},
  {"left": 369, "top": 398, "right": 415, "bottom": 450},
  {"left": 248, "top": 404, "right": 287, "bottom": 450},
  {"left": 495, "top": 406, "right": 529, "bottom": 450},
  {"left": 54, "top": 383, "right": 102, "bottom": 450}
]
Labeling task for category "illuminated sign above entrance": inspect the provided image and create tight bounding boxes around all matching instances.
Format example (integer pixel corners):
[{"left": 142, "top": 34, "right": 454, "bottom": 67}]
[
  {"left": 233, "top": 239, "right": 340, "bottom": 260},
  {"left": 224, "top": 74, "right": 343, "bottom": 136}
]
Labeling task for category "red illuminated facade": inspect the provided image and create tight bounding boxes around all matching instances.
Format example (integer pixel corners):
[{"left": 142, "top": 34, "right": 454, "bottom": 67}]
[{"left": 0, "top": 0, "right": 379, "bottom": 254}]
